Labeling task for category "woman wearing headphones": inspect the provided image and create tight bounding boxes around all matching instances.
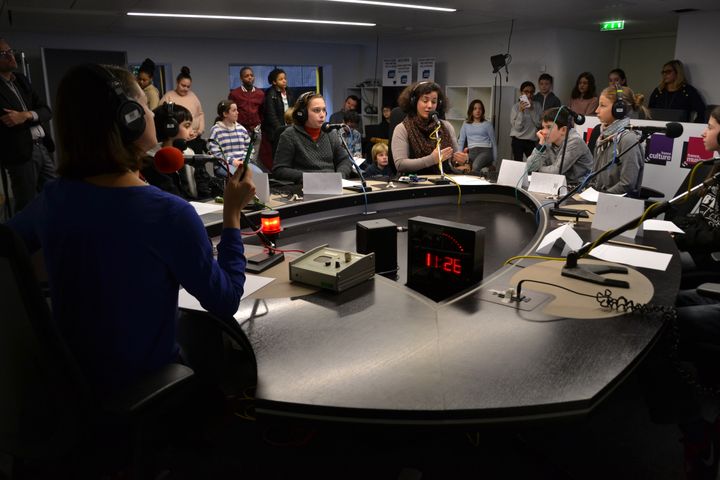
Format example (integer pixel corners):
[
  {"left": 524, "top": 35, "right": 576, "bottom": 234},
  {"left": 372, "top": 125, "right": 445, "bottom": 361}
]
[
  {"left": 6, "top": 64, "right": 256, "bottom": 396},
  {"left": 591, "top": 85, "right": 649, "bottom": 195},
  {"left": 272, "top": 92, "right": 353, "bottom": 184},
  {"left": 391, "top": 81, "right": 468, "bottom": 174}
]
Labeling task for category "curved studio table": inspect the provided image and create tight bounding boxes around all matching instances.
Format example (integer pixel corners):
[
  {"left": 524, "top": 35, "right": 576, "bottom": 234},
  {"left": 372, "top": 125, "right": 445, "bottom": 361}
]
[{"left": 221, "top": 183, "right": 680, "bottom": 426}]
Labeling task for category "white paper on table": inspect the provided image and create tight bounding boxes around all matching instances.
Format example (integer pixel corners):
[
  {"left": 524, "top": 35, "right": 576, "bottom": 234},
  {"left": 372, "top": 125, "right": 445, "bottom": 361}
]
[
  {"left": 445, "top": 175, "right": 491, "bottom": 186},
  {"left": 579, "top": 187, "right": 626, "bottom": 203},
  {"left": 341, "top": 178, "right": 362, "bottom": 188},
  {"left": 592, "top": 193, "right": 645, "bottom": 239},
  {"left": 254, "top": 172, "right": 270, "bottom": 203},
  {"left": 496, "top": 159, "right": 528, "bottom": 188},
  {"left": 351, "top": 157, "right": 366, "bottom": 167},
  {"left": 536, "top": 224, "right": 584, "bottom": 256},
  {"left": 303, "top": 172, "right": 343, "bottom": 195},
  {"left": 588, "top": 244, "right": 672, "bottom": 271},
  {"left": 578, "top": 187, "right": 600, "bottom": 203},
  {"left": 528, "top": 172, "right": 567, "bottom": 195},
  {"left": 642, "top": 219, "right": 684, "bottom": 234},
  {"left": 190, "top": 201, "right": 223, "bottom": 215},
  {"left": 178, "top": 275, "right": 275, "bottom": 317}
]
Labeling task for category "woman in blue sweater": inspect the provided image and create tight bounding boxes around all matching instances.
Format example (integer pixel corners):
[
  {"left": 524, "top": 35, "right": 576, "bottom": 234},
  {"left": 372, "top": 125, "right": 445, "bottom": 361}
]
[
  {"left": 6, "top": 64, "right": 256, "bottom": 396},
  {"left": 458, "top": 99, "right": 497, "bottom": 172}
]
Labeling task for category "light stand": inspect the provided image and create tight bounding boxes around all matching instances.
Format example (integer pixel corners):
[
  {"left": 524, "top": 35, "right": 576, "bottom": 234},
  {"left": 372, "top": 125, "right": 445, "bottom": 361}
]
[
  {"left": 549, "top": 131, "right": 652, "bottom": 219},
  {"left": 243, "top": 210, "right": 285, "bottom": 274},
  {"left": 562, "top": 170, "right": 720, "bottom": 287}
]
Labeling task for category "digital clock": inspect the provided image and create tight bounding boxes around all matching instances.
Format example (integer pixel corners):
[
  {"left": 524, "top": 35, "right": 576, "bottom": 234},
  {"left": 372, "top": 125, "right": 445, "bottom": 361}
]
[{"left": 406, "top": 216, "right": 485, "bottom": 301}]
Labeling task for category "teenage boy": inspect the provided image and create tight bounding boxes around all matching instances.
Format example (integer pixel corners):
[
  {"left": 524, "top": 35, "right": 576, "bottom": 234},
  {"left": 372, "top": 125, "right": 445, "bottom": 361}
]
[
  {"left": 526, "top": 107, "right": 593, "bottom": 185},
  {"left": 533, "top": 73, "right": 562, "bottom": 111},
  {"left": 329, "top": 95, "right": 363, "bottom": 131}
]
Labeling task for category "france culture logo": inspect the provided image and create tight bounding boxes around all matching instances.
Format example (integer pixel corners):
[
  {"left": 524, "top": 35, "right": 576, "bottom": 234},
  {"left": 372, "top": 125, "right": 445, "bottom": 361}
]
[{"left": 645, "top": 133, "right": 674, "bottom": 166}]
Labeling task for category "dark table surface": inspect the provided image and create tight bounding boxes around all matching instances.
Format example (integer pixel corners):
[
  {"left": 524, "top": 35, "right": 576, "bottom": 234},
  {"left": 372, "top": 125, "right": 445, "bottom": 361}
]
[{"left": 233, "top": 184, "right": 680, "bottom": 425}]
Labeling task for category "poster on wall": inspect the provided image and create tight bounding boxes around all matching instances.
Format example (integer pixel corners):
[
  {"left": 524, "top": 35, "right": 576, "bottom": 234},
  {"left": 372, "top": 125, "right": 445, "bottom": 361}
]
[
  {"left": 396, "top": 57, "right": 412, "bottom": 86},
  {"left": 645, "top": 134, "right": 674, "bottom": 166},
  {"left": 382, "top": 58, "right": 397, "bottom": 86},
  {"left": 417, "top": 58, "right": 436, "bottom": 82},
  {"left": 681, "top": 136, "right": 714, "bottom": 168}
]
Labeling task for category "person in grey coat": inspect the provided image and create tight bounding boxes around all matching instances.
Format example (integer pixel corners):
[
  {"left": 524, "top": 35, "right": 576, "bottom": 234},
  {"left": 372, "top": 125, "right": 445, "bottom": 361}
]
[
  {"left": 591, "top": 86, "right": 648, "bottom": 196},
  {"left": 526, "top": 107, "right": 593, "bottom": 185},
  {"left": 272, "top": 92, "right": 353, "bottom": 184}
]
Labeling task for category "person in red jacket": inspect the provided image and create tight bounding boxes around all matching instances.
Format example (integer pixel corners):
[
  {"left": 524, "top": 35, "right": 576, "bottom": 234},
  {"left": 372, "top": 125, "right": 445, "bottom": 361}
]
[
  {"left": 229, "top": 67, "right": 264, "bottom": 165},
  {"left": 228, "top": 66, "right": 264, "bottom": 134}
]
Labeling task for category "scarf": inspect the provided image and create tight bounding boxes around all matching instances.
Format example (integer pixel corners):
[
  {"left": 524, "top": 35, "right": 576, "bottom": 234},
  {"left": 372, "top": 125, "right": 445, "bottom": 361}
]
[{"left": 402, "top": 115, "right": 453, "bottom": 167}]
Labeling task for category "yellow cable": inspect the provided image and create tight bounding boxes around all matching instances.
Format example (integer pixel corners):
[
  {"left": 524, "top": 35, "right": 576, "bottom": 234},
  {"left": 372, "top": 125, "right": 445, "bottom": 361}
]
[
  {"left": 444, "top": 175, "right": 462, "bottom": 205},
  {"left": 504, "top": 255, "right": 565, "bottom": 266}
]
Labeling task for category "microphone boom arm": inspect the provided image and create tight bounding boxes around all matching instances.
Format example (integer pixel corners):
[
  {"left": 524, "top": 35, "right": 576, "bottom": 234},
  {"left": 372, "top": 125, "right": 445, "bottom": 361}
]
[{"left": 562, "top": 170, "right": 720, "bottom": 286}]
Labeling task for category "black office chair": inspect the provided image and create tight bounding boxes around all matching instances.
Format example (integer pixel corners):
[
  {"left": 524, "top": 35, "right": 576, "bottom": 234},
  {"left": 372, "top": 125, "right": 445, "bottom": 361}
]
[{"left": 0, "top": 224, "right": 195, "bottom": 478}]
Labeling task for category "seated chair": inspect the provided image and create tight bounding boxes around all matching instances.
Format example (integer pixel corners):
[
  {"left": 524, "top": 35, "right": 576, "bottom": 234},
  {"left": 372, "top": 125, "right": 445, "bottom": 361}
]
[{"left": 0, "top": 224, "right": 195, "bottom": 478}]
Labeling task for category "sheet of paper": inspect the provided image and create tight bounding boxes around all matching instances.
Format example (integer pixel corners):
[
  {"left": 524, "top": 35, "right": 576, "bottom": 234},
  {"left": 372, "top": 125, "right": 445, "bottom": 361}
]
[
  {"left": 303, "top": 172, "right": 343, "bottom": 195},
  {"left": 341, "top": 178, "right": 362, "bottom": 187},
  {"left": 445, "top": 175, "right": 491, "bottom": 186},
  {"left": 528, "top": 172, "right": 567, "bottom": 195},
  {"left": 351, "top": 157, "right": 366, "bottom": 167},
  {"left": 592, "top": 193, "right": 645, "bottom": 239},
  {"left": 536, "top": 224, "right": 584, "bottom": 255},
  {"left": 178, "top": 275, "right": 275, "bottom": 317},
  {"left": 642, "top": 219, "right": 684, "bottom": 234},
  {"left": 190, "top": 201, "right": 223, "bottom": 215},
  {"left": 588, "top": 244, "right": 672, "bottom": 271},
  {"left": 578, "top": 187, "right": 600, "bottom": 203},
  {"left": 496, "top": 159, "right": 528, "bottom": 188}
]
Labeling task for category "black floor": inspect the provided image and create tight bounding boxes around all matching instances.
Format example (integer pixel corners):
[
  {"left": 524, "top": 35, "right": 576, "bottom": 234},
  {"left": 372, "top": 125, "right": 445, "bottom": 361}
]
[
  {"left": 3, "top": 370, "right": 687, "bottom": 479},
  {"left": 156, "top": 371, "right": 684, "bottom": 479}
]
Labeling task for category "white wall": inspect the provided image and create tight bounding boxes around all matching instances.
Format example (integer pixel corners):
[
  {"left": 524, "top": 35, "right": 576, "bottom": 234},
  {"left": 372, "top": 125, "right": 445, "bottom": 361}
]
[
  {"left": 8, "top": 32, "right": 371, "bottom": 133},
  {"left": 675, "top": 11, "right": 720, "bottom": 106}
]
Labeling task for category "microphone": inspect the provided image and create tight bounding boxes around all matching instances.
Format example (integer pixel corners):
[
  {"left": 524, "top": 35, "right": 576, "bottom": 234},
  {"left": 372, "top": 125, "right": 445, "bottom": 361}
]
[
  {"left": 154, "top": 146, "right": 185, "bottom": 173},
  {"left": 321, "top": 123, "right": 347, "bottom": 133},
  {"left": 626, "top": 122, "right": 684, "bottom": 138},
  {"left": 562, "top": 107, "right": 585, "bottom": 126},
  {"left": 429, "top": 110, "right": 440, "bottom": 124}
]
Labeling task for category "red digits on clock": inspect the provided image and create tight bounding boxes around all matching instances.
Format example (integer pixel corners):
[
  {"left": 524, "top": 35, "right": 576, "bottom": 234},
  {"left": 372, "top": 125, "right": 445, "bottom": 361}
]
[{"left": 425, "top": 253, "right": 462, "bottom": 275}]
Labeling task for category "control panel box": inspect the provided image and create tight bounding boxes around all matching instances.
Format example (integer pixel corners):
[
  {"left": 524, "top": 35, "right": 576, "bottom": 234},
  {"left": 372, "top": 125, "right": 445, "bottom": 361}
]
[{"left": 289, "top": 244, "right": 375, "bottom": 293}]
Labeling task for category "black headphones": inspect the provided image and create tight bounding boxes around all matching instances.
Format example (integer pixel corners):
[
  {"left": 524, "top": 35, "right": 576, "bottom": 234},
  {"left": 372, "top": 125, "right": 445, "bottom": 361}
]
[
  {"left": 292, "top": 91, "right": 319, "bottom": 123},
  {"left": 611, "top": 83, "right": 627, "bottom": 119},
  {"left": 86, "top": 64, "right": 146, "bottom": 143},
  {"left": 158, "top": 102, "right": 180, "bottom": 139},
  {"left": 409, "top": 81, "right": 444, "bottom": 112}
]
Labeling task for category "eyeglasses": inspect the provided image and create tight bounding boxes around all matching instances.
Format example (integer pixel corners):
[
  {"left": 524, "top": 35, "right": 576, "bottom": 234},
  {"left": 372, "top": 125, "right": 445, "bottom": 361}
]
[
  {"left": 661, "top": 69, "right": 674, "bottom": 75},
  {"left": 0, "top": 49, "right": 14, "bottom": 58}
]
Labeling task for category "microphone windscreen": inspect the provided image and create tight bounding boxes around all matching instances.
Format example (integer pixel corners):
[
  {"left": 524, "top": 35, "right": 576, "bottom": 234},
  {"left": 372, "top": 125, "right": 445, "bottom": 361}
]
[
  {"left": 154, "top": 146, "right": 185, "bottom": 173},
  {"left": 665, "top": 122, "right": 684, "bottom": 139},
  {"left": 321, "top": 122, "right": 332, "bottom": 133},
  {"left": 172, "top": 138, "right": 187, "bottom": 151},
  {"left": 574, "top": 114, "right": 586, "bottom": 126}
]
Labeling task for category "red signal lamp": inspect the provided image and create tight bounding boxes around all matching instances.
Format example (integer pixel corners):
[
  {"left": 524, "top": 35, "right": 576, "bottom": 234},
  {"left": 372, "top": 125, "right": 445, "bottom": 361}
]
[{"left": 261, "top": 210, "right": 282, "bottom": 236}]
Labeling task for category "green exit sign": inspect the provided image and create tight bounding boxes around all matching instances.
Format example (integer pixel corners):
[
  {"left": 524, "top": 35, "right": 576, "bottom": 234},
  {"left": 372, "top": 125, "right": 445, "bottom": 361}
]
[{"left": 601, "top": 20, "right": 625, "bottom": 31}]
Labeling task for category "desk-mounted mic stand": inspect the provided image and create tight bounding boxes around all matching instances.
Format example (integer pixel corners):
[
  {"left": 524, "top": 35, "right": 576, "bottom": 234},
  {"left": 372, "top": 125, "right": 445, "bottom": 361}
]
[
  {"left": 562, "top": 170, "right": 720, "bottom": 287},
  {"left": 549, "top": 131, "right": 652, "bottom": 219},
  {"left": 337, "top": 128, "right": 372, "bottom": 193}
]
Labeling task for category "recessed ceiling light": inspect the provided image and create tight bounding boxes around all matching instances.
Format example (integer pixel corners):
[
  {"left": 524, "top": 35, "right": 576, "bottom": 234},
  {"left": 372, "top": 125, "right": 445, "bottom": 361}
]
[
  {"left": 127, "top": 12, "right": 376, "bottom": 27},
  {"left": 324, "top": 0, "right": 456, "bottom": 12}
]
